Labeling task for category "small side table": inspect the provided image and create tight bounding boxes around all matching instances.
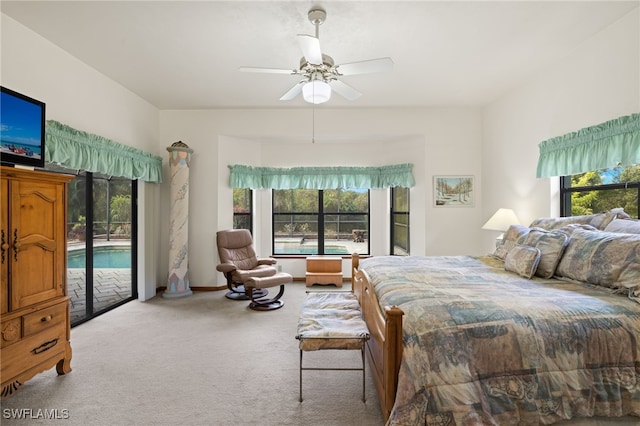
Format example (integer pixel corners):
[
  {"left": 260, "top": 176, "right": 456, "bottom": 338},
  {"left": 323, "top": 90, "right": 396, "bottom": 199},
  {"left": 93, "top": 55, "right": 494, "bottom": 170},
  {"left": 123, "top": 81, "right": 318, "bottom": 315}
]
[{"left": 306, "top": 256, "right": 343, "bottom": 287}]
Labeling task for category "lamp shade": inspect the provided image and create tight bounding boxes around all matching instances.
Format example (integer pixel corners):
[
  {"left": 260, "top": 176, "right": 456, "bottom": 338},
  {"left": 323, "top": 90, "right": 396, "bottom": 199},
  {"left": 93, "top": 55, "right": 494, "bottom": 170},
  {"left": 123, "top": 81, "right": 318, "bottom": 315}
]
[
  {"left": 302, "top": 80, "right": 331, "bottom": 104},
  {"left": 482, "top": 208, "right": 521, "bottom": 232}
]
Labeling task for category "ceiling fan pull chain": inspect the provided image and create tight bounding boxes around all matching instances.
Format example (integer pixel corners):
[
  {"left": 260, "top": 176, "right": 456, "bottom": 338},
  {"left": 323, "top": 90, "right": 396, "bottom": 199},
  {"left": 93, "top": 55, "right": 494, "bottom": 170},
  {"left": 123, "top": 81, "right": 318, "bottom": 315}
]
[{"left": 312, "top": 104, "right": 316, "bottom": 144}]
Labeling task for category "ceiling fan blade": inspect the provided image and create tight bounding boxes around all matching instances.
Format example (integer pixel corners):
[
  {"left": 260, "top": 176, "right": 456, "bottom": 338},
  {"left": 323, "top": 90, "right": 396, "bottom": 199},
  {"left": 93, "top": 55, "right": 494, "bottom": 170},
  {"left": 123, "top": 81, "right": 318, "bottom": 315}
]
[
  {"left": 297, "top": 34, "right": 322, "bottom": 65},
  {"left": 279, "top": 82, "right": 305, "bottom": 101},
  {"left": 328, "top": 80, "right": 362, "bottom": 101},
  {"left": 239, "top": 66, "right": 296, "bottom": 75},
  {"left": 336, "top": 57, "right": 394, "bottom": 76}
]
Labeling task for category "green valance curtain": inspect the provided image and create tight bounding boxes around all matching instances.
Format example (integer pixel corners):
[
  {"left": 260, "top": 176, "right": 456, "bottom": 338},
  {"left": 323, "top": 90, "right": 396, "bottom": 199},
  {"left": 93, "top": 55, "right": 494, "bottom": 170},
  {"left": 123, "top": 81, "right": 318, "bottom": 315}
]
[
  {"left": 536, "top": 113, "right": 640, "bottom": 178},
  {"left": 45, "top": 120, "right": 163, "bottom": 183},
  {"left": 229, "top": 163, "right": 415, "bottom": 189}
]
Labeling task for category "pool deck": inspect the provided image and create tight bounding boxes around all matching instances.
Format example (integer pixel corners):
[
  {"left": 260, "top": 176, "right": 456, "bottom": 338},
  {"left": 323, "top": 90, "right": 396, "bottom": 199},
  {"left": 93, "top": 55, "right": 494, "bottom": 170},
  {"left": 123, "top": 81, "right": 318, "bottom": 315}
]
[
  {"left": 68, "top": 268, "right": 132, "bottom": 323},
  {"left": 277, "top": 238, "right": 369, "bottom": 255},
  {"left": 68, "top": 239, "right": 131, "bottom": 251},
  {"left": 67, "top": 239, "right": 132, "bottom": 323}
]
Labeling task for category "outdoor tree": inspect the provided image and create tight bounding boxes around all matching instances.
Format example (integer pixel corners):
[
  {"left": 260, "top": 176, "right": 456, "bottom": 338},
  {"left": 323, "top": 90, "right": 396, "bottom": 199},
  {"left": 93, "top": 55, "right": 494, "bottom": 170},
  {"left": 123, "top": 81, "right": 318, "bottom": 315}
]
[
  {"left": 110, "top": 194, "right": 132, "bottom": 237},
  {"left": 571, "top": 165, "right": 640, "bottom": 218}
]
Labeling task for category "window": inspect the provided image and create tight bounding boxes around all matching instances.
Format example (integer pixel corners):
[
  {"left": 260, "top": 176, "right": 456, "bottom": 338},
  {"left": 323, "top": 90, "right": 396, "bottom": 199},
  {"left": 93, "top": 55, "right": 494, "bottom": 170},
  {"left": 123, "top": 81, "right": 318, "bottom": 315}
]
[
  {"left": 272, "top": 188, "right": 369, "bottom": 255},
  {"left": 233, "top": 188, "right": 252, "bottom": 232},
  {"left": 391, "top": 187, "right": 410, "bottom": 255},
  {"left": 560, "top": 164, "right": 640, "bottom": 218}
]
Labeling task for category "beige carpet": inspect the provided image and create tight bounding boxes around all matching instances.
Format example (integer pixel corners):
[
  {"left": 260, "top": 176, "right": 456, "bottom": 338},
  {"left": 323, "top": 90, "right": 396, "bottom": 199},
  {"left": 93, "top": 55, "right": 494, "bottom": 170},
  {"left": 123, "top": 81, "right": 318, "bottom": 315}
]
[{"left": 1, "top": 282, "right": 384, "bottom": 426}]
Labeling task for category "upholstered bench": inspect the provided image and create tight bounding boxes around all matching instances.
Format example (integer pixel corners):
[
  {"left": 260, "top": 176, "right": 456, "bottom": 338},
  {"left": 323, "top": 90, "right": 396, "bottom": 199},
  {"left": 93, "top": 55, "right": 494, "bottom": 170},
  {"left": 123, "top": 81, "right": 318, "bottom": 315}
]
[
  {"left": 244, "top": 272, "right": 292, "bottom": 311},
  {"left": 295, "top": 291, "right": 370, "bottom": 402}
]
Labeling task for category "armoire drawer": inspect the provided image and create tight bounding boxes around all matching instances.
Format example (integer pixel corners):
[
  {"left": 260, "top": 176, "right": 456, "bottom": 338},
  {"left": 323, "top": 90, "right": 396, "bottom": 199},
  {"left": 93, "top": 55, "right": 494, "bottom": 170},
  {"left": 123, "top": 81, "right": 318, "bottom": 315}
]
[
  {"left": 1, "top": 322, "right": 67, "bottom": 381},
  {"left": 23, "top": 302, "right": 67, "bottom": 337}
]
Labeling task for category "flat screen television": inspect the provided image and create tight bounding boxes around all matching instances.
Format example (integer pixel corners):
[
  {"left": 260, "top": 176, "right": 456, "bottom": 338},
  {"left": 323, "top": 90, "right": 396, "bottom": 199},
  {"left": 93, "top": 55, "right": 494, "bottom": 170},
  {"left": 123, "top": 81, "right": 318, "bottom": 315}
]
[{"left": 0, "top": 86, "right": 46, "bottom": 168}]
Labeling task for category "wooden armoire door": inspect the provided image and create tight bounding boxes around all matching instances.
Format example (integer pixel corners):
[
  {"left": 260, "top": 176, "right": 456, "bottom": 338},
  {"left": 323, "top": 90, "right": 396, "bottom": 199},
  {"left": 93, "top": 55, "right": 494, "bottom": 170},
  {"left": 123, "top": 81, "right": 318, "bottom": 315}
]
[{"left": 9, "top": 178, "right": 66, "bottom": 310}]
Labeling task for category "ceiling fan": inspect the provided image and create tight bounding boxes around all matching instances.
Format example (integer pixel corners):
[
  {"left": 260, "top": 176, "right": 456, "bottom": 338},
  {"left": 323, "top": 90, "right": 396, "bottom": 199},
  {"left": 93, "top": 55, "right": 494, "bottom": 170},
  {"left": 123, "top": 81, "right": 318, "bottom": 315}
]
[{"left": 239, "top": 7, "right": 394, "bottom": 104}]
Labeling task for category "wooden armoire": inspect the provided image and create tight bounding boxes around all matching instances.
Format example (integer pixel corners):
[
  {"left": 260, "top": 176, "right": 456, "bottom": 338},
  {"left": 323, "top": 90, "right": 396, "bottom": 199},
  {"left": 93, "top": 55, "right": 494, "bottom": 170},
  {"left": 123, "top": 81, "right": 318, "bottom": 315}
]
[{"left": 1, "top": 166, "right": 73, "bottom": 397}]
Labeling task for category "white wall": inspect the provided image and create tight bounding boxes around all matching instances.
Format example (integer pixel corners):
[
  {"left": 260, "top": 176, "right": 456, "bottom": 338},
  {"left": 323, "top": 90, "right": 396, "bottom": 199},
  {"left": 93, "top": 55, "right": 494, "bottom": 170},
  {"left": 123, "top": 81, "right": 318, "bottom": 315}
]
[
  {"left": 482, "top": 8, "right": 640, "bottom": 254},
  {"left": 1, "top": 14, "right": 163, "bottom": 301},
  {"left": 159, "top": 107, "right": 484, "bottom": 287}
]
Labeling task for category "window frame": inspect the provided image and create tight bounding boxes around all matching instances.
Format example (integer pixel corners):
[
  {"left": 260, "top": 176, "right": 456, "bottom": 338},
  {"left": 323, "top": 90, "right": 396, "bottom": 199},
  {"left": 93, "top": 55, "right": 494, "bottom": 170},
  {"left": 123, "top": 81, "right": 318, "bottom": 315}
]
[
  {"left": 560, "top": 172, "right": 640, "bottom": 218},
  {"left": 271, "top": 188, "right": 370, "bottom": 256},
  {"left": 390, "top": 186, "right": 410, "bottom": 255}
]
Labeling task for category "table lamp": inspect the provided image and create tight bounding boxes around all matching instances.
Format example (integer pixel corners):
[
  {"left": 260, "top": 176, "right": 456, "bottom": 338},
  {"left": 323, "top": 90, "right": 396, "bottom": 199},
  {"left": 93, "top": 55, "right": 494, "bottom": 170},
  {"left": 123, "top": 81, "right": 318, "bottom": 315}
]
[{"left": 482, "top": 208, "right": 521, "bottom": 240}]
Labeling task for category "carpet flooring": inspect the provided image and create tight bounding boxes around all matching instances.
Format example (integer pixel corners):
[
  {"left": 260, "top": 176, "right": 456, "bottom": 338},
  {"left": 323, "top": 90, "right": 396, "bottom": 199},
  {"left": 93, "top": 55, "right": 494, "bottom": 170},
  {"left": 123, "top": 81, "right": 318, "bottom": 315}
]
[{"left": 1, "top": 282, "right": 384, "bottom": 426}]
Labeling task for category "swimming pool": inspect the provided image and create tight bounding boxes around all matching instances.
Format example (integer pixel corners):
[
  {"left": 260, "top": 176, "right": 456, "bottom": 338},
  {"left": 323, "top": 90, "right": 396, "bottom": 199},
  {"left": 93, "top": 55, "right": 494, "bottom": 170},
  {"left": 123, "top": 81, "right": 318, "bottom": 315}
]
[{"left": 68, "top": 246, "right": 132, "bottom": 269}]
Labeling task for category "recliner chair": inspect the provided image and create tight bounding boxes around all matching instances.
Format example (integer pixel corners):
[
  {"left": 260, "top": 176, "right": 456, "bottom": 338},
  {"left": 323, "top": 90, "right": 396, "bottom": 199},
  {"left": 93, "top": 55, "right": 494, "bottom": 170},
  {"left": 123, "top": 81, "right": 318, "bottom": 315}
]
[{"left": 216, "top": 229, "right": 277, "bottom": 300}]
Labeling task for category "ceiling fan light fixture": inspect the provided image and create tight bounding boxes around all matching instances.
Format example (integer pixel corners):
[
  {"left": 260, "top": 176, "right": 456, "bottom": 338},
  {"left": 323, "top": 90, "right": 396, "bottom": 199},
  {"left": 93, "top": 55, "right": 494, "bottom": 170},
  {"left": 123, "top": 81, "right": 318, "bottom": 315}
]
[
  {"left": 302, "top": 80, "right": 331, "bottom": 104},
  {"left": 240, "top": 6, "right": 392, "bottom": 104}
]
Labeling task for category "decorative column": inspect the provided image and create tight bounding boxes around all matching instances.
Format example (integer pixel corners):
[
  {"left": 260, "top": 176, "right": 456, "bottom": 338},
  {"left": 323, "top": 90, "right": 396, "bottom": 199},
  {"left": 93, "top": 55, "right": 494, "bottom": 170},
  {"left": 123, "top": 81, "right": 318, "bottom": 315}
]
[{"left": 163, "top": 141, "right": 193, "bottom": 299}]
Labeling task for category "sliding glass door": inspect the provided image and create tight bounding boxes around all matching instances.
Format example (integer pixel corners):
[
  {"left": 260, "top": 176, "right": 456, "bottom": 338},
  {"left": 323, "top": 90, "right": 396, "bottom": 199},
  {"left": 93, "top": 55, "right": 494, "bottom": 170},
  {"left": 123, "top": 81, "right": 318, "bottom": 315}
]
[{"left": 49, "top": 164, "right": 137, "bottom": 326}]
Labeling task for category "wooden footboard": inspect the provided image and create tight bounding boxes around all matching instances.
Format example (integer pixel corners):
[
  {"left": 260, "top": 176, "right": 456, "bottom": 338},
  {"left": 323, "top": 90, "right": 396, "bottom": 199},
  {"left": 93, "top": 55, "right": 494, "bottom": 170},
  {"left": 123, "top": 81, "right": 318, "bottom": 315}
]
[{"left": 351, "top": 254, "right": 404, "bottom": 421}]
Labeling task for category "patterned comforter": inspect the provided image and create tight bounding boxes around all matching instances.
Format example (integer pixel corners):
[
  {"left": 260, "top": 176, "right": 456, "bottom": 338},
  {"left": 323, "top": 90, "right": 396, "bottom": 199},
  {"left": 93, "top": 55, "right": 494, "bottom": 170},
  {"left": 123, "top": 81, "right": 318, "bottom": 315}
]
[{"left": 359, "top": 255, "right": 640, "bottom": 426}]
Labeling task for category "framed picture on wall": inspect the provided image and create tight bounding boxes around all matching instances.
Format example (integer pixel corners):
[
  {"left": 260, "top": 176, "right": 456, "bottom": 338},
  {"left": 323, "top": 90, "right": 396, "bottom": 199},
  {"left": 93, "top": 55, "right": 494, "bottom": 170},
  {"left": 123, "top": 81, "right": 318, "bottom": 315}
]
[{"left": 434, "top": 175, "right": 474, "bottom": 207}]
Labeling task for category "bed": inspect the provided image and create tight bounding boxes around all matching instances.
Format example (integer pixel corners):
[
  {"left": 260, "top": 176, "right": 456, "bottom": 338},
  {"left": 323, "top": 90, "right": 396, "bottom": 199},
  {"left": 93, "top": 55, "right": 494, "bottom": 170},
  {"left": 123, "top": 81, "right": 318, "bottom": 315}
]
[{"left": 352, "top": 212, "right": 640, "bottom": 425}]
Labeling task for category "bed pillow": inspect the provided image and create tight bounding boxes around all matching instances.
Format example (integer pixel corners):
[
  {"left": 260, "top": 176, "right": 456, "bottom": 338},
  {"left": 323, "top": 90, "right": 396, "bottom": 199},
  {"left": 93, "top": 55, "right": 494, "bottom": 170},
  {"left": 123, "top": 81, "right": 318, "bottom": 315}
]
[
  {"left": 493, "top": 225, "right": 531, "bottom": 260},
  {"left": 555, "top": 229, "right": 640, "bottom": 293},
  {"left": 529, "top": 208, "right": 630, "bottom": 231},
  {"left": 504, "top": 245, "right": 541, "bottom": 279},
  {"left": 591, "top": 207, "right": 631, "bottom": 230},
  {"left": 604, "top": 218, "right": 640, "bottom": 235},
  {"left": 522, "top": 228, "right": 569, "bottom": 279},
  {"left": 557, "top": 223, "right": 598, "bottom": 236},
  {"left": 529, "top": 214, "right": 603, "bottom": 230}
]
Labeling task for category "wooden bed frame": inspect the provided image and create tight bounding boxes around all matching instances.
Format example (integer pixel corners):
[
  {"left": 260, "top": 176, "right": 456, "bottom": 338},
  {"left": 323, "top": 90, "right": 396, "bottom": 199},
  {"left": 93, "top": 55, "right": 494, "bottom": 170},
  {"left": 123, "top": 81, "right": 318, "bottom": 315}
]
[
  {"left": 351, "top": 254, "right": 403, "bottom": 421},
  {"left": 351, "top": 251, "right": 640, "bottom": 424}
]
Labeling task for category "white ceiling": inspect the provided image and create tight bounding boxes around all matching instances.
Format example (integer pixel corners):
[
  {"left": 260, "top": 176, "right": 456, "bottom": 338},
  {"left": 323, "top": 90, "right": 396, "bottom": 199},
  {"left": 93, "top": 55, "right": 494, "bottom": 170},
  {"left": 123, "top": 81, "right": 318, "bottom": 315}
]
[{"left": 2, "top": 1, "right": 638, "bottom": 110}]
